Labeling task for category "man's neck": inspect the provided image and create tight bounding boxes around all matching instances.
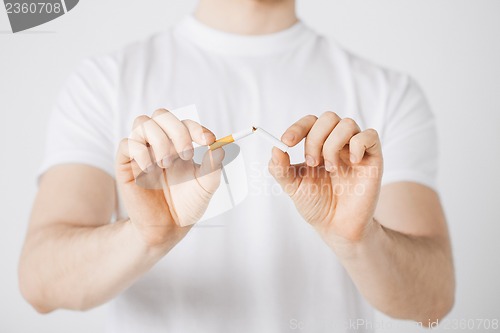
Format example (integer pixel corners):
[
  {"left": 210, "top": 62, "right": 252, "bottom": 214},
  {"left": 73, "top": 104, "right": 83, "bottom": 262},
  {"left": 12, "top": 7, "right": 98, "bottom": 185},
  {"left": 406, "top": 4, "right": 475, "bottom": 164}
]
[{"left": 194, "top": 0, "right": 297, "bottom": 35}]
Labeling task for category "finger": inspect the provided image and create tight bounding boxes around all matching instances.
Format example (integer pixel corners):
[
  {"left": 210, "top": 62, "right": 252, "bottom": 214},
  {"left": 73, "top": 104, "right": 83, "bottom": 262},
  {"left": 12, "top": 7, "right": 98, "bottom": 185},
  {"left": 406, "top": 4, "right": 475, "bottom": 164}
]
[
  {"left": 129, "top": 115, "right": 151, "bottom": 144},
  {"left": 142, "top": 118, "right": 175, "bottom": 168},
  {"left": 323, "top": 118, "right": 361, "bottom": 171},
  {"left": 151, "top": 109, "right": 194, "bottom": 161},
  {"left": 182, "top": 119, "right": 216, "bottom": 146},
  {"left": 304, "top": 111, "right": 341, "bottom": 167},
  {"left": 129, "top": 115, "right": 176, "bottom": 168},
  {"left": 280, "top": 115, "right": 318, "bottom": 147},
  {"left": 159, "top": 135, "right": 177, "bottom": 169},
  {"left": 196, "top": 148, "right": 225, "bottom": 194},
  {"left": 117, "top": 138, "right": 132, "bottom": 166},
  {"left": 268, "top": 147, "right": 298, "bottom": 196},
  {"left": 116, "top": 139, "right": 138, "bottom": 184},
  {"left": 349, "top": 128, "right": 381, "bottom": 164},
  {"left": 117, "top": 138, "right": 153, "bottom": 173}
]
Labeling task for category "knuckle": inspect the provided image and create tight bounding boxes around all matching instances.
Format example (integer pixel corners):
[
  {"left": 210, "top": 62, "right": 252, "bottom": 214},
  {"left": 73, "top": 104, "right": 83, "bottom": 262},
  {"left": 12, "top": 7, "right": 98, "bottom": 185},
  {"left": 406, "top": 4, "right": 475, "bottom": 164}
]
[
  {"left": 132, "top": 115, "right": 150, "bottom": 129},
  {"left": 305, "top": 114, "right": 318, "bottom": 122},
  {"left": 119, "top": 139, "right": 131, "bottom": 156},
  {"left": 321, "top": 111, "right": 340, "bottom": 122},
  {"left": 135, "top": 115, "right": 150, "bottom": 122},
  {"left": 180, "top": 120, "right": 195, "bottom": 136},
  {"left": 365, "top": 128, "right": 379, "bottom": 138},
  {"left": 152, "top": 108, "right": 169, "bottom": 118},
  {"left": 341, "top": 117, "right": 357, "bottom": 127},
  {"left": 182, "top": 118, "right": 198, "bottom": 126},
  {"left": 182, "top": 119, "right": 202, "bottom": 133},
  {"left": 289, "top": 115, "right": 318, "bottom": 135}
]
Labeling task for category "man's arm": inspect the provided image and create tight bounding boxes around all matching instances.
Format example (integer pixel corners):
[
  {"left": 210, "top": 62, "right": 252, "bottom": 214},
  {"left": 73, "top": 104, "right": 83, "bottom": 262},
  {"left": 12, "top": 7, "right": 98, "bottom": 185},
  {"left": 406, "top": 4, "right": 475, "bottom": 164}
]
[
  {"left": 332, "top": 182, "right": 455, "bottom": 324},
  {"left": 269, "top": 112, "right": 454, "bottom": 324},
  {"left": 18, "top": 165, "right": 174, "bottom": 313},
  {"left": 19, "top": 112, "right": 224, "bottom": 313}
]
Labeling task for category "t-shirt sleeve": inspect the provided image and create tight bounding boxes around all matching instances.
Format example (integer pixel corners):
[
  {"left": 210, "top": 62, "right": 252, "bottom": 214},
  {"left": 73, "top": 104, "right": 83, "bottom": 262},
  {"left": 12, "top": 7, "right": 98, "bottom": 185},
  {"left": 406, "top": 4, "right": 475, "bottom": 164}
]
[
  {"left": 380, "top": 74, "right": 439, "bottom": 190},
  {"left": 38, "top": 57, "right": 118, "bottom": 179}
]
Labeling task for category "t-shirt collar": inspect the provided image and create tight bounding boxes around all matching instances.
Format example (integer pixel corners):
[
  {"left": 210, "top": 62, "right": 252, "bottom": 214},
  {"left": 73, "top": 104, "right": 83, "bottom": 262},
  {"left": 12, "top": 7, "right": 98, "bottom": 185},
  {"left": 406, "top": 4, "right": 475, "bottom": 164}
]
[{"left": 173, "top": 15, "right": 315, "bottom": 56}]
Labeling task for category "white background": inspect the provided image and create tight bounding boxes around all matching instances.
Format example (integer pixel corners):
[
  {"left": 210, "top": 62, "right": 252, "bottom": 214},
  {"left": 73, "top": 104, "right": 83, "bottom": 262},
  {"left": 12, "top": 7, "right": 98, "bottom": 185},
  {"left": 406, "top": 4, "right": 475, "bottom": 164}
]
[{"left": 1, "top": 0, "right": 499, "bottom": 332}]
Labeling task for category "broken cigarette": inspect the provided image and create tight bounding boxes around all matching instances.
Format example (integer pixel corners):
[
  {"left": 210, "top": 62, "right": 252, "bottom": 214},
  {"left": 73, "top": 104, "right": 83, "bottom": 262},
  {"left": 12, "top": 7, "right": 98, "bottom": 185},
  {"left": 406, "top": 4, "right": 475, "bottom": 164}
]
[
  {"left": 209, "top": 127, "right": 255, "bottom": 150},
  {"left": 209, "top": 126, "right": 289, "bottom": 152}
]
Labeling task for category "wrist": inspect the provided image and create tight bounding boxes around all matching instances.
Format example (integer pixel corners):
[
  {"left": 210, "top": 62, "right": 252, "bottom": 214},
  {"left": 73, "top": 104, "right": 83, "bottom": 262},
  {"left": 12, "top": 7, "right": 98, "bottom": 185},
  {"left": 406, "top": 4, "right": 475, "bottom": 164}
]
[
  {"left": 124, "top": 219, "right": 183, "bottom": 260},
  {"left": 322, "top": 217, "right": 382, "bottom": 259}
]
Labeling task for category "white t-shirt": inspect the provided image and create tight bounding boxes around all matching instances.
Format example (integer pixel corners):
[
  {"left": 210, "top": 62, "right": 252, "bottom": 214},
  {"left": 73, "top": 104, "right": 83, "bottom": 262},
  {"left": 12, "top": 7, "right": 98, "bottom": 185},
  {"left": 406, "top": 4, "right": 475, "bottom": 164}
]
[{"left": 39, "top": 16, "right": 438, "bottom": 333}]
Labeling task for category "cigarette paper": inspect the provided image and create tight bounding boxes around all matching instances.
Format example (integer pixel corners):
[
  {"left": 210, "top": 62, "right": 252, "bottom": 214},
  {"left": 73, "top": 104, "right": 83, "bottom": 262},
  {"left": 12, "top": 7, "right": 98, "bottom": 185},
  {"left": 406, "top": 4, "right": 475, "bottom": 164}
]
[
  {"left": 254, "top": 127, "right": 289, "bottom": 152},
  {"left": 209, "top": 127, "right": 254, "bottom": 150},
  {"left": 232, "top": 127, "right": 255, "bottom": 141}
]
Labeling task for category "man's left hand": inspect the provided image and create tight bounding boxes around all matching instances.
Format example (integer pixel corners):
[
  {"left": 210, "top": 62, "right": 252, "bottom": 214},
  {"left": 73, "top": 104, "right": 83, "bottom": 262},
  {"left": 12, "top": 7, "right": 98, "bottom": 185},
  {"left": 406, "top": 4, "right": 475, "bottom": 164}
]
[{"left": 269, "top": 112, "right": 383, "bottom": 243}]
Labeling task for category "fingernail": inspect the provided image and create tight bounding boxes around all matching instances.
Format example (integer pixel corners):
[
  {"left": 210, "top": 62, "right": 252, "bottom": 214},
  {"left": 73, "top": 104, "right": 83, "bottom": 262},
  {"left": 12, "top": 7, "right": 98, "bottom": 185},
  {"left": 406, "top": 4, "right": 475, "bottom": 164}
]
[
  {"left": 306, "top": 155, "right": 315, "bottom": 167},
  {"left": 350, "top": 154, "right": 357, "bottom": 164},
  {"left": 325, "top": 161, "right": 333, "bottom": 172},
  {"left": 282, "top": 133, "right": 295, "bottom": 144},
  {"left": 181, "top": 146, "right": 194, "bottom": 159}
]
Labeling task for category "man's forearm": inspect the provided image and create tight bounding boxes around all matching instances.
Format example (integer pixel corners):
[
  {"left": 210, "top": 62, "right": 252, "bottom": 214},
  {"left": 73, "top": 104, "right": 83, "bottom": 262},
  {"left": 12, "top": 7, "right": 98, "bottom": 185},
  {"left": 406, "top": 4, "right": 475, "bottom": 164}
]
[
  {"left": 19, "top": 219, "right": 175, "bottom": 313},
  {"left": 327, "top": 219, "right": 455, "bottom": 323}
]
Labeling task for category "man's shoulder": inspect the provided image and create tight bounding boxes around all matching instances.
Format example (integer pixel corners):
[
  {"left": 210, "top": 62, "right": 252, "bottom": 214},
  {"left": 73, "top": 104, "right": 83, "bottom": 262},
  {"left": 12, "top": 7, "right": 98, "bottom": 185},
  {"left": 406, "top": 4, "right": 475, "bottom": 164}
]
[
  {"left": 80, "top": 29, "right": 172, "bottom": 69},
  {"left": 320, "top": 37, "right": 428, "bottom": 130},
  {"left": 323, "top": 37, "right": 412, "bottom": 92}
]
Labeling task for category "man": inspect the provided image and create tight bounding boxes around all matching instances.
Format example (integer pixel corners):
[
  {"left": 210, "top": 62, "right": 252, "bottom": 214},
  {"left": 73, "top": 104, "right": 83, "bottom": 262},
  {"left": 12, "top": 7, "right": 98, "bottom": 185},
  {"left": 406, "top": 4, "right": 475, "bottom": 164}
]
[{"left": 19, "top": 0, "right": 455, "bottom": 332}]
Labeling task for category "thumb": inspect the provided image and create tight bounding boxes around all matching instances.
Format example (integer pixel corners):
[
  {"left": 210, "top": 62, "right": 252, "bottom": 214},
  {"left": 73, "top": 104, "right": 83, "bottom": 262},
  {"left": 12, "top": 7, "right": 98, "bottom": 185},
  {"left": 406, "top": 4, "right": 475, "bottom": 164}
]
[{"left": 268, "top": 147, "right": 298, "bottom": 196}]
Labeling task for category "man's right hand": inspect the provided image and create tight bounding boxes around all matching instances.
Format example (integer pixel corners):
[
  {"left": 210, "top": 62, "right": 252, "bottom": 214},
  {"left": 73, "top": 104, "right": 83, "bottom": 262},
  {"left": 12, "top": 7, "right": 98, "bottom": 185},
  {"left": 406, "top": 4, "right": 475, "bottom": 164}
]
[
  {"left": 116, "top": 109, "right": 224, "bottom": 247},
  {"left": 19, "top": 109, "right": 223, "bottom": 312}
]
